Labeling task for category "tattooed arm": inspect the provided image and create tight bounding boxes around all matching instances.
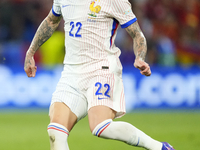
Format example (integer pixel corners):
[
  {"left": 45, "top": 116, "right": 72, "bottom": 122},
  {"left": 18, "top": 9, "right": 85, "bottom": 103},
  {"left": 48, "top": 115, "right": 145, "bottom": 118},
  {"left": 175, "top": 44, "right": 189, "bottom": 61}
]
[
  {"left": 125, "top": 21, "right": 151, "bottom": 76},
  {"left": 24, "top": 10, "right": 62, "bottom": 77}
]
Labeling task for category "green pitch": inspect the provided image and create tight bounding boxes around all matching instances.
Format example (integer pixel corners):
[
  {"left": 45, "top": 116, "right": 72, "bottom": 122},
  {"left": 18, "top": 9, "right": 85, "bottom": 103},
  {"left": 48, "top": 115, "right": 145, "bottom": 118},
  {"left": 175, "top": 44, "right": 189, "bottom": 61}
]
[{"left": 0, "top": 109, "right": 199, "bottom": 150}]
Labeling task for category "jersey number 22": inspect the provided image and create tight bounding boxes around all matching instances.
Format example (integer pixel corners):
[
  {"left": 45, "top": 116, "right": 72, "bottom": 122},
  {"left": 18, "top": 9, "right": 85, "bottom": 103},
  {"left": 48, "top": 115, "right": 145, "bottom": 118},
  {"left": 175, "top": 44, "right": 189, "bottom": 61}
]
[{"left": 69, "top": 21, "right": 82, "bottom": 37}]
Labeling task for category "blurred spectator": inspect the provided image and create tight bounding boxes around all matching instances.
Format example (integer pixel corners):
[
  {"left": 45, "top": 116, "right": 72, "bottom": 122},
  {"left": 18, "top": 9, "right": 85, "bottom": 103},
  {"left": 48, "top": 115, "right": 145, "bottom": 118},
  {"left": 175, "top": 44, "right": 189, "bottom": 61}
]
[{"left": 156, "top": 34, "right": 176, "bottom": 66}]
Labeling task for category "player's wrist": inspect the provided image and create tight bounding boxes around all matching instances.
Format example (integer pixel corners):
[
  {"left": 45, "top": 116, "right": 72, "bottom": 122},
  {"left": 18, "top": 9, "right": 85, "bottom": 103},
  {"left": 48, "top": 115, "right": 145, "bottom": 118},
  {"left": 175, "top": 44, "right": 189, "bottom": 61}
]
[
  {"left": 135, "top": 57, "right": 144, "bottom": 62},
  {"left": 26, "top": 49, "right": 35, "bottom": 57}
]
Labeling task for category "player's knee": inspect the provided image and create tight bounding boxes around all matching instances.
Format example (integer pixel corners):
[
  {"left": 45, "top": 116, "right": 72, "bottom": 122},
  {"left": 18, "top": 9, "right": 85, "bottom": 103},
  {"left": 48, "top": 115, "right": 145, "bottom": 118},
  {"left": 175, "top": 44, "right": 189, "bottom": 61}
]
[
  {"left": 91, "top": 119, "right": 112, "bottom": 137},
  {"left": 89, "top": 122, "right": 98, "bottom": 133}
]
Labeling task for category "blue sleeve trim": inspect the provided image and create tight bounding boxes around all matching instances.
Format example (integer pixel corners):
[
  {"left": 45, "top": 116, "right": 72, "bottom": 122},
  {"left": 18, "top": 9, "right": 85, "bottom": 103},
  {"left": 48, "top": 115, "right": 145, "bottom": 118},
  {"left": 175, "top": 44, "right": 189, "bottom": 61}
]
[
  {"left": 121, "top": 18, "right": 137, "bottom": 28},
  {"left": 52, "top": 6, "right": 61, "bottom": 17}
]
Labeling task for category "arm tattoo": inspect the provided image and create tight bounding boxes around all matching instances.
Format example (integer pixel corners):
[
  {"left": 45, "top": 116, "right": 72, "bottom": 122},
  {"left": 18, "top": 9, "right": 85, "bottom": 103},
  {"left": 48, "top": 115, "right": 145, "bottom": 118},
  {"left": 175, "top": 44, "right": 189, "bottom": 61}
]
[
  {"left": 28, "top": 12, "right": 62, "bottom": 56},
  {"left": 125, "top": 22, "right": 147, "bottom": 61},
  {"left": 24, "top": 59, "right": 30, "bottom": 70}
]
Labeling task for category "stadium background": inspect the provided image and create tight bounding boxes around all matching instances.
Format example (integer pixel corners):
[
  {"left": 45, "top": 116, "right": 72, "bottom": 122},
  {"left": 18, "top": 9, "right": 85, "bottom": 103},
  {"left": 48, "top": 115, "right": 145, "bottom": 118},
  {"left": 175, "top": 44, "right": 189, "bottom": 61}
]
[{"left": 0, "top": 0, "right": 200, "bottom": 150}]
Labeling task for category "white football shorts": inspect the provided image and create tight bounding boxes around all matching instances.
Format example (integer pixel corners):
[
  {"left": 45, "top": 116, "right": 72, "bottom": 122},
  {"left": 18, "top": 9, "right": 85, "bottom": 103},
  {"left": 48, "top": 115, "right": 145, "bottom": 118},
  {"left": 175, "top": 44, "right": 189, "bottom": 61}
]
[{"left": 50, "top": 61, "right": 126, "bottom": 121}]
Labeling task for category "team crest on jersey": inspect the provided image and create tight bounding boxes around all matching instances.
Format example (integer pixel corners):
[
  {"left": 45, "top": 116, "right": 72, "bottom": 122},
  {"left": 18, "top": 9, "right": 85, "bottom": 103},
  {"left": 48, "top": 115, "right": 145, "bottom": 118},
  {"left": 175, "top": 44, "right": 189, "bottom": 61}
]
[{"left": 88, "top": 0, "right": 101, "bottom": 18}]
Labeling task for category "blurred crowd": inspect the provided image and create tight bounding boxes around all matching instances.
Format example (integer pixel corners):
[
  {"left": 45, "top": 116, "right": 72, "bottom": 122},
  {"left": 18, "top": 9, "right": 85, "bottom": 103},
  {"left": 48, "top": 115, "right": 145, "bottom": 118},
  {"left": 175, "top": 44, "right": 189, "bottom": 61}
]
[
  {"left": 119, "top": 0, "right": 200, "bottom": 67},
  {"left": 0, "top": 0, "right": 200, "bottom": 69}
]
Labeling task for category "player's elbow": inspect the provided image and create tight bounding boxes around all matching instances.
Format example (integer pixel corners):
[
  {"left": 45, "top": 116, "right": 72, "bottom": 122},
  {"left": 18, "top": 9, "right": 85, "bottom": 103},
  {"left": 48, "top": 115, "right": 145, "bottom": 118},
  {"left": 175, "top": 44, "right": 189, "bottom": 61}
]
[{"left": 45, "top": 12, "right": 61, "bottom": 28}]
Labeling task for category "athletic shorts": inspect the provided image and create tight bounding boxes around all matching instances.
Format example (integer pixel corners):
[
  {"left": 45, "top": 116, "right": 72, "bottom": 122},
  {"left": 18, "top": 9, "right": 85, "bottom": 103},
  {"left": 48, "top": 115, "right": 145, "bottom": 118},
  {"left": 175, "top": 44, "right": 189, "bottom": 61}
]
[{"left": 50, "top": 59, "right": 126, "bottom": 121}]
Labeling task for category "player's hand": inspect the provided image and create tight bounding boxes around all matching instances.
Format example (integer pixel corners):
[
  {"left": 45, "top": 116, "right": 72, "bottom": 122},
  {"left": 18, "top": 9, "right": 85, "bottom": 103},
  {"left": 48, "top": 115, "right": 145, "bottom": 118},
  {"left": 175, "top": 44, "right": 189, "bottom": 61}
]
[
  {"left": 134, "top": 58, "right": 151, "bottom": 76},
  {"left": 24, "top": 52, "right": 37, "bottom": 77}
]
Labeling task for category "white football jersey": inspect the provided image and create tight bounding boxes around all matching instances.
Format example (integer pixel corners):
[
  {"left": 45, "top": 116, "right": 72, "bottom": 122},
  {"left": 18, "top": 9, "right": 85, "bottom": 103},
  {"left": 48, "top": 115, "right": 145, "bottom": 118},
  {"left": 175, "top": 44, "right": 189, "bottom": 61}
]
[{"left": 52, "top": 0, "right": 137, "bottom": 73}]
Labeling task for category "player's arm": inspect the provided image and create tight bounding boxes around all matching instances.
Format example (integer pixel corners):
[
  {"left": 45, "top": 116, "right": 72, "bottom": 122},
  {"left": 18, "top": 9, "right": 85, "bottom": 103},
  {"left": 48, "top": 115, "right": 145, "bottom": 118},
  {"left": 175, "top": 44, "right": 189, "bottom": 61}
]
[
  {"left": 24, "top": 10, "right": 62, "bottom": 77},
  {"left": 125, "top": 21, "right": 151, "bottom": 76}
]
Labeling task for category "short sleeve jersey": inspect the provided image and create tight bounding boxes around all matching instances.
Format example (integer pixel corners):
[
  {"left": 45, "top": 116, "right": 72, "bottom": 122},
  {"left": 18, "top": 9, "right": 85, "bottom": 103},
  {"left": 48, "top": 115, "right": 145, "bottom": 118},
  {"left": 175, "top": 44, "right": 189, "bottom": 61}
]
[{"left": 52, "top": 0, "right": 137, "bottom": 67}]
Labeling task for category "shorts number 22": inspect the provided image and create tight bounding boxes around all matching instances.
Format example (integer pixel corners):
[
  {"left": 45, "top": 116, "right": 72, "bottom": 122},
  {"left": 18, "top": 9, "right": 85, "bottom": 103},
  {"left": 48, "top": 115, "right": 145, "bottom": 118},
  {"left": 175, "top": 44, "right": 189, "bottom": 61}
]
[{"left": 95, "top": 82, "right": 110, "bottom": 98}]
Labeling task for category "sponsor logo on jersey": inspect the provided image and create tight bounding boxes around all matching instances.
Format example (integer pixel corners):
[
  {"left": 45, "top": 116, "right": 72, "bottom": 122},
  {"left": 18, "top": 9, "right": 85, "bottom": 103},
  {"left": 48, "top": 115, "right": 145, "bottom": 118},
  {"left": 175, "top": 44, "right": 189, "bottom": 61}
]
[
  {"left": 124, "top": 8, "right": 132, "bottom": 15},
  {"left": 62, "top": 4, "right": 70, "bottom": 8},
  {"left": 98, "top": 97, "right": 108, "bottom": 100}
]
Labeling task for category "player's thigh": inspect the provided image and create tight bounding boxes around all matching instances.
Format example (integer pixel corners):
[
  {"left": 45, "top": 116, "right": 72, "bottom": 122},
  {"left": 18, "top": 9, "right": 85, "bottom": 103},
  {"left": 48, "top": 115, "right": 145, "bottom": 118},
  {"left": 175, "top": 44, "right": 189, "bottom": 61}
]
[
  {"left": 87, "top": 75, "right": 125, "bottom": 132},
  {"left": 88, "top": 105, "right": 116, "bottom": 132},
  {"left": 49, "top": 102, "right": 77, "bottom": 132}
]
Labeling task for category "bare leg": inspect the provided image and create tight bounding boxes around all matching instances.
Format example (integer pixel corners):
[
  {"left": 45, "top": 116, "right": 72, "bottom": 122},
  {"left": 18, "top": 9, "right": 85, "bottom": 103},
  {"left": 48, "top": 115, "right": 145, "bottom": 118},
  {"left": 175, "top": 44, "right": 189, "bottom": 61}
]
[
  {"left": 88, "top": 105, "right": 116, "bottom": 132},
  {"left": 49, "top": 102, "right": 77, "bottom": 131},
  {"left": 48, "top": 102, "right": 77, "bottom": 150}
]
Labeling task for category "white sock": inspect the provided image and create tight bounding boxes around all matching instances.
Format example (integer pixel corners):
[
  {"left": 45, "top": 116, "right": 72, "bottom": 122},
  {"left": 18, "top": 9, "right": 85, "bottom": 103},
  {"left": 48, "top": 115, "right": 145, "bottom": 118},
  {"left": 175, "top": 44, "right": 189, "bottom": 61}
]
[
  {"left": 92, "top": 119, "right": 162, "bottom": 150},
  {"left": 47, "top": 123, "right": 70, "bottom": 150}
]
